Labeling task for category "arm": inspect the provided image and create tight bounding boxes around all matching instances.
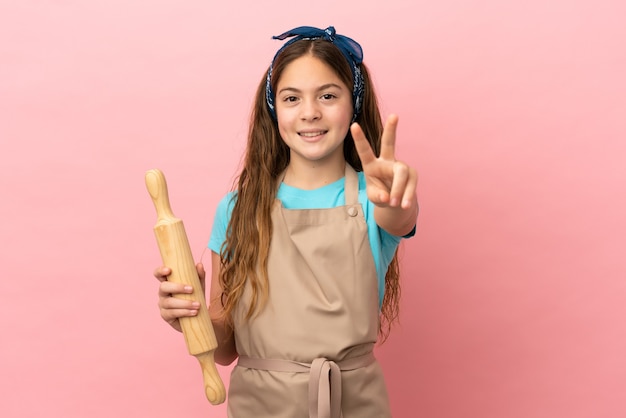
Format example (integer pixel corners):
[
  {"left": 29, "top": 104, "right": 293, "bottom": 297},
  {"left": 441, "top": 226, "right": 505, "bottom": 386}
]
[{"left": 208, "top": 251, "right": 238, "bottom": 365}]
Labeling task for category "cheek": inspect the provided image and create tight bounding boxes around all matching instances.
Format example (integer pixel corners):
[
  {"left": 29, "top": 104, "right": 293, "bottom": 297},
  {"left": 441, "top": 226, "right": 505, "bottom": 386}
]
[
  {"left": 335, "top": 99, "right": 354, "bottom": 122},
  {"left": 278, "top": 125, "right": 287, "bottom": 141},
  {"left": 276, "top": 113, "right": 289, "bottom": 141},
  {"left": 276, "top": 104, "right": 300, "bottom": 133},
  {"left": 276, "top": 105, "right": 293, "bottom": 124},
  {"left": 335, "top": 104, "right": 353, "bottom": 128}
]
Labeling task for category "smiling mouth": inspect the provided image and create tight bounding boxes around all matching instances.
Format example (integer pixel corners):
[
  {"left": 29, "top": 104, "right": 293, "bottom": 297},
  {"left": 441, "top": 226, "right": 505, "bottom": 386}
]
[{"left": 298, "top": 130, "right": 328, "bottom": 137}]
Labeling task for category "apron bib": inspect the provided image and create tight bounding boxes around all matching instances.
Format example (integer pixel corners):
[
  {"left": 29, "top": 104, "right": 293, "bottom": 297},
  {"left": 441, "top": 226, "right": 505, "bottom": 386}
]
[{"left": 227, "top": 165, "right": 391, "bottom": 418}]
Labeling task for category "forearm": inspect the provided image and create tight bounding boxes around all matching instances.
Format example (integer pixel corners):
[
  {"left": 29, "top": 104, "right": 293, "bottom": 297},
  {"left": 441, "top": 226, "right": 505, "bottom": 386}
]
[
  {"left": 210, "top": 315, "right": 238, "bottom": 365},
  {"left": 209, "top": 250, "right": 238, "bottom": 365}
]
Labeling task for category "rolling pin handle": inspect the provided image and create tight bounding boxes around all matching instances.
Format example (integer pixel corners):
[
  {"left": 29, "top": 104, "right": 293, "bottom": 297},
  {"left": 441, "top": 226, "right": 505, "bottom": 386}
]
[
  {"left": 197, "top": 351, "right": 227, "bottom": 405},
  {"left": 145, "top": 169, "right": 175, "bottom": 221}
]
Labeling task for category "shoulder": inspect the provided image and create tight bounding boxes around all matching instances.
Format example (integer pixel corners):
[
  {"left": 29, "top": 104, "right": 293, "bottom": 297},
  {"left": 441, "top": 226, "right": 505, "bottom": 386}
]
[
  {"left": 215, "top": 191, "right": 237, "bottom": 218},
  {"left": 208, "top": 191, "right": 237, "bottom": 253}
]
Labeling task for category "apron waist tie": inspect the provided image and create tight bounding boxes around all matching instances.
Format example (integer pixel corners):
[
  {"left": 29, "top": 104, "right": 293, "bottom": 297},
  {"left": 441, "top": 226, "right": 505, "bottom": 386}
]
[{"left": 237, "top": 352, "right": 376, "bottom": 418}]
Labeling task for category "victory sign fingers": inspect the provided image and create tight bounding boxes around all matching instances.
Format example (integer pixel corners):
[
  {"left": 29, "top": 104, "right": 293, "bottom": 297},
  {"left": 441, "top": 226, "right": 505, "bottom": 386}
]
[{"left": 351, "top": 114, "right": 417, "bottom": 209}]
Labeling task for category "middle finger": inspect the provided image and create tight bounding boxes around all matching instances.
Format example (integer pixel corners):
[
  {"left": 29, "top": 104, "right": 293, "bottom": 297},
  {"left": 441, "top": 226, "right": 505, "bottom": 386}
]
[
  {"left": 380, "top": 114, "right": 399, "bottom": 161},
  {"left": 388, "top": 161, "right": 409, "bottom": 207}
]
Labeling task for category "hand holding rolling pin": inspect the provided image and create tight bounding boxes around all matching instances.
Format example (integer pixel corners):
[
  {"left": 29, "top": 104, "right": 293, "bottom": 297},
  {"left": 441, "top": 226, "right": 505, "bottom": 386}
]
[{"left": 146, "top": 169, "right": 226, "bottom": 405}]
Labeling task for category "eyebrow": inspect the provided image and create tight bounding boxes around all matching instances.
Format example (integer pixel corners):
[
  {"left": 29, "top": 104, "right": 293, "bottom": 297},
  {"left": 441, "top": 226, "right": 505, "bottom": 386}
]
[{"left": 277, "top": 83, "right": 344, "bottom": 95}]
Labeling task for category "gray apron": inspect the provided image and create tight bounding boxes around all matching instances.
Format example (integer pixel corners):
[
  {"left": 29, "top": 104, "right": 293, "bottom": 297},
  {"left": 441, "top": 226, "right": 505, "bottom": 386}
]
[{"left": 227, "top": 164, "right": 391, "bottom": 418}]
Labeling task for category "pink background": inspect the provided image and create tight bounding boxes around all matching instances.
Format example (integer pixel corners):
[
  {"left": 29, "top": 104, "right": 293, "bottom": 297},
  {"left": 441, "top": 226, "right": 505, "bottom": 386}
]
[{"left": 1, "top": 1, "right": 625, "bottom": 417}]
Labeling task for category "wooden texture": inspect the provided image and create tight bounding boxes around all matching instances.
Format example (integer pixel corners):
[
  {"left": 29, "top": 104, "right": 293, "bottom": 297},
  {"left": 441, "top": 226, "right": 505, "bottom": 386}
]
[{"left": 145, "top": 169, "right": 226, "bottom": 405}]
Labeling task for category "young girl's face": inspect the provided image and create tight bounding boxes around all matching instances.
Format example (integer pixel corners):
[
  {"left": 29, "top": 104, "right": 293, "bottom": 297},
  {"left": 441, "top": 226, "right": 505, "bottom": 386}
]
[{"left": 275, "top": 54, "right": 353, "bottom": 167}]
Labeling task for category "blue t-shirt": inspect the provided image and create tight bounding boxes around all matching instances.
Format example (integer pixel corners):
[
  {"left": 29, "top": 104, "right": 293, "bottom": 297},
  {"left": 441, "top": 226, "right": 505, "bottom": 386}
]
[{"left": 208, "top": 171, "right": 412, "bottom": 307}]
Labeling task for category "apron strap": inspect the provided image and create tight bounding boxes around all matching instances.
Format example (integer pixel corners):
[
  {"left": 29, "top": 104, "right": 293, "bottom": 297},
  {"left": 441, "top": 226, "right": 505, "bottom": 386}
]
[
  {"left": 344, "top": 164, "right": 359, "bottom": 206},
  {"left": 237, "top": 352, "right": 376, "bottom": 418}
]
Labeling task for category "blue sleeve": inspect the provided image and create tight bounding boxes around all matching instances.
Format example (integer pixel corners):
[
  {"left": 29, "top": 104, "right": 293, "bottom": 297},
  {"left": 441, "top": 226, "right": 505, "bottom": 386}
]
[
  {"left": 379, "top": 220, "right": 416, "bottom": 274},
  {"left": 379, "top": 226, "right": 402, "bottom": 268},
  {"left": 402, "top": 224, "right": 417, "bottom": 239},
  {"left": 208, "top": 192, "right": 236, "bottom": 254}
]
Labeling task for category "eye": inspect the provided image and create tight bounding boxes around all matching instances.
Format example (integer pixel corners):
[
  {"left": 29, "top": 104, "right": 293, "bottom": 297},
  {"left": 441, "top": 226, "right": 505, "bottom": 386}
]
[
  {"left": 283, "top": 96, "right": 299, "bottom": 103},
  {"left": 321, "top": 93, "right": 336, "bottom": 100}
]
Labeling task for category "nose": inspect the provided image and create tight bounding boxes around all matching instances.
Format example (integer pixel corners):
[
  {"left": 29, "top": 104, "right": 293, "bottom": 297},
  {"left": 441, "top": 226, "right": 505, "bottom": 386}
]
[{"left": 300, "top": 99, "right": 321, "bottom": 121}]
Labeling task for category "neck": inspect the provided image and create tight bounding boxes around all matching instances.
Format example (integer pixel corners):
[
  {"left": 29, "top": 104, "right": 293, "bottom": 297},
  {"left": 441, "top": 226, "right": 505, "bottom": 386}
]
[{"left": 283, "top": 157, "right": 346, "bottom": 190}]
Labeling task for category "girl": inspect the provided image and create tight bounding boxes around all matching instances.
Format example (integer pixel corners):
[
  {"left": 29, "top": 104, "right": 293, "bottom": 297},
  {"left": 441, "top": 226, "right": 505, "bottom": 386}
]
[{"left": 154, "top": 26, "right": 418, "bottom": 418}]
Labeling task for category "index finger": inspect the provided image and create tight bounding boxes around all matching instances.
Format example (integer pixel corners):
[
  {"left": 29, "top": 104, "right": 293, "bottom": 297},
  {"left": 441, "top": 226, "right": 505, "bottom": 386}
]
[
  {"left": 350, "top": 122, "right": 377, "bottom": 167},
  {"left": 154, "top": 266, "right": 171, "bottom": 282},
  {"left": 159, "top": 280, "right": 192, "bottom": 297}
]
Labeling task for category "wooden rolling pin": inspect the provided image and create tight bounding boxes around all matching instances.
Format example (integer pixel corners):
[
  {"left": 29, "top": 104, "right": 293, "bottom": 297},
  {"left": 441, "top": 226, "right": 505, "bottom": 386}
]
[{"left": 145, "top": 169, "right": 226, "bottom": 405}]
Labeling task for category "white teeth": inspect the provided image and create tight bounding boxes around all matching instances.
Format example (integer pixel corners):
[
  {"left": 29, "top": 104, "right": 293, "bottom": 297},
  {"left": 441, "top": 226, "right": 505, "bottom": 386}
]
[{"left": 299, "top": 131, "right": 325, "bottom": 137}]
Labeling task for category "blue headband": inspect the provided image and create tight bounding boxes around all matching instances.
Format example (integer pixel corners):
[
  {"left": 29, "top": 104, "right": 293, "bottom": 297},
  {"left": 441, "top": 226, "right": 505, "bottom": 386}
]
[{"left": 265, "top": 26, "right": 365, "bottom": 122}]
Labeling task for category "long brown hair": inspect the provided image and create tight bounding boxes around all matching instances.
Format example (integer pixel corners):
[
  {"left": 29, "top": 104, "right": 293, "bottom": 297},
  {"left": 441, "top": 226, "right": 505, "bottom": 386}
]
[{"left": 218, "top": 39, "right": 401, "bottom": 341}]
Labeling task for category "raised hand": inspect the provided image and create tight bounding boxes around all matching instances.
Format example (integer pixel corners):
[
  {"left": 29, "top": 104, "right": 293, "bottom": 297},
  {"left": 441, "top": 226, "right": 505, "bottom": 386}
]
[{"left": 351, "top": 114, "right": 418, "bottom": 210}]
